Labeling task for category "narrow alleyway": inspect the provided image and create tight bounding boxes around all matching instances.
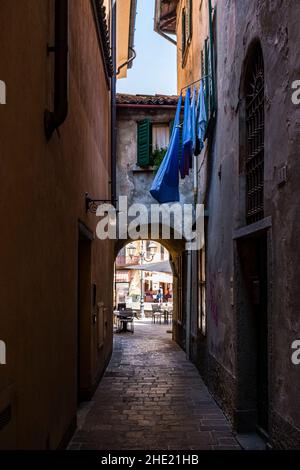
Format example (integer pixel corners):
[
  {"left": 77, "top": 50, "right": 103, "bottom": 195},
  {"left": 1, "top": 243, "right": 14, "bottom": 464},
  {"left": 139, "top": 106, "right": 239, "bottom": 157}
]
[{"left": 69, "top": 321, "right": 240, "bottom": 450}]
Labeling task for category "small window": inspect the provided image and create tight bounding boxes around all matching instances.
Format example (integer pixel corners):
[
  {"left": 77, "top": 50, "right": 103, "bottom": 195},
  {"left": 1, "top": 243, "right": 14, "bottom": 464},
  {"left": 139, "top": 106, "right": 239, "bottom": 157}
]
[
  {"left": 137, "top": 121, "right": 170, "bottom": 167},
  {"left": 245, "top": 45, "right": 264, "bottom": 224},
  {"left": 200, "top": 2, "right": 216, "bottom": 120},
  {"left": 152, "top": 124, "right": 169, "bottom": 151}
]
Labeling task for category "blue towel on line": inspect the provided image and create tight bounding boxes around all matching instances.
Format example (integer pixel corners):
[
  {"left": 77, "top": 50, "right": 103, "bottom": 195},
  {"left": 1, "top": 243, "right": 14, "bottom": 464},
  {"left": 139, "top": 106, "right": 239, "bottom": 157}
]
[
  {"left": 197, "top": 80, "right": 207, "bottom": 152},
  {"left": 150, "top": 94, "right": 182, "bottom": 203},
  {"left": 180, "top": 87, "right": 193, "bottom": 179}
]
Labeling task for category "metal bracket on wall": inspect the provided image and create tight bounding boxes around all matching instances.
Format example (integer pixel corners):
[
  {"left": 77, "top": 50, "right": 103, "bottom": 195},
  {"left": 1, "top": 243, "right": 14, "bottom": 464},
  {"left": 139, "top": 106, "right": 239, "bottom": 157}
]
[
  {"left": 85, "top": 193, "right": 117, "bottom": 213},
  {"left": 116, "top": 47, "right": 137, "bottom": 76}
]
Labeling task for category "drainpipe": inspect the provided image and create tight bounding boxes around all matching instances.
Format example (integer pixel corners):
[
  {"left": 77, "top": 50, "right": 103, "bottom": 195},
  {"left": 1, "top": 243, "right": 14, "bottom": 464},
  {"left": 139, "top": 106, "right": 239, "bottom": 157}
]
[
  {"left": 111, "top": 0, "right": 117, "bottom": 205},
  {"left": 116, "top": 47, "right": 137, "bottom": 76},
  {"left": 155, "top": 28, "right": 177, "bottom": 46},
  {"left": 185, "top": 250, "right": 192, "bottom": 359},
  {"left": 44, "top": 0, "right": 69, "bottom": 140}
]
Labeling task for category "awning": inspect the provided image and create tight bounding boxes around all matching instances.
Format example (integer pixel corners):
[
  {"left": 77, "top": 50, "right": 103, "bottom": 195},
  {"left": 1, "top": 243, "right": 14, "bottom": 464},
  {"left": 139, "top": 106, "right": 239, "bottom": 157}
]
[{"left": 125, "top": 260, "right": 172, "bottom": 274}]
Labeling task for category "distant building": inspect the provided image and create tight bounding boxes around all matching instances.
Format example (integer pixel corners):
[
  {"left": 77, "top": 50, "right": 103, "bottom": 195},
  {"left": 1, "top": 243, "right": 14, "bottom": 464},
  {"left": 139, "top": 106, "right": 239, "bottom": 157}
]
[
  {"left": 115, "top": 241, "right": 173, "bottom": 311},
  {"left": 116, "top": 93, "right": 194, "bottom": 208},
  {"left": 115, "top": 93, "right": 189, "bottom": 327}
]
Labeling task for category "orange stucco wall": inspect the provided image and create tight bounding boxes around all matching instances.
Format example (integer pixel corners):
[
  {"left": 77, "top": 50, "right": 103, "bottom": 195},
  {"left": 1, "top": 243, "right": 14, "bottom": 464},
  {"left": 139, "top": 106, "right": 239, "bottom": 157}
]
[
  {"left": 0, "top": 0, "right": 114, "bottom": 449},
  {"left": 176, "top": 0, "right": 210, "bottom": 93}
]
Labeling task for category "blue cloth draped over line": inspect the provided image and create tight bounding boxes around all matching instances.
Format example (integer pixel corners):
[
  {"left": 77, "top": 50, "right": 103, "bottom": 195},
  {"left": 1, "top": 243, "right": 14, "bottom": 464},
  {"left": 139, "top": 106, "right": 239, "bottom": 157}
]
[
  {"left": 150, "top": 94, "right": 182, "bottom": 204},
  {"left": 191, "top": 87, "right": 197, "bottom": 153},
  {"left": 197, "top": 81, "right": 207, "bottom": 152},
  {"left": 180, "top": 87, "right": 194, "bottom": 179}
]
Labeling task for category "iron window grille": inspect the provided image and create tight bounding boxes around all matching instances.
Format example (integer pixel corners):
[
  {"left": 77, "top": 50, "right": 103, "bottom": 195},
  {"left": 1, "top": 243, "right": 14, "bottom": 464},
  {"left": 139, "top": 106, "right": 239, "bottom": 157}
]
[{"left": 245, "top": 48, "right": 265, "bottom": 225}]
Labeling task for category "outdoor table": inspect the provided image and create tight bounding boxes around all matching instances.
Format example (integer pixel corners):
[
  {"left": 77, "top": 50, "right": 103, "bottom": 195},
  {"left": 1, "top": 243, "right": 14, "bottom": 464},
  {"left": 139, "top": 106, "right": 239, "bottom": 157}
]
[{"left": 113, "top": 311, "right": 134, "bottom": 333}]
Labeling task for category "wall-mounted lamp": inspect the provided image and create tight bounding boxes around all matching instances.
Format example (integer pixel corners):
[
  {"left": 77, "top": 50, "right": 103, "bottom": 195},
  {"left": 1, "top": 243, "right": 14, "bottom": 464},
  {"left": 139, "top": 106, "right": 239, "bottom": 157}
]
[
  {"left": 85, "top": 193, "right": 117, "bottom": 213},
  {"left": 127, "top": 241, "right": 158, "bottom": 262}
]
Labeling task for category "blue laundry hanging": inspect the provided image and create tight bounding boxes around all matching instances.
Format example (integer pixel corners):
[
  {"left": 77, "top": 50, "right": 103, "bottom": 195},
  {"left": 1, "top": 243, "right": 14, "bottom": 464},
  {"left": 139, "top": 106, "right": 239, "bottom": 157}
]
[
  {"left": 197, "top": 80, "right": 207, "bottom": 152},
  {"left": 191, "top": 86, "right": 197, "bottom": 153},
  {"left": 180, "top": 87, "right": 193, "bottom": 178},
  {"left": 150, "top": 94, "right": 182, "bottom": 204}
]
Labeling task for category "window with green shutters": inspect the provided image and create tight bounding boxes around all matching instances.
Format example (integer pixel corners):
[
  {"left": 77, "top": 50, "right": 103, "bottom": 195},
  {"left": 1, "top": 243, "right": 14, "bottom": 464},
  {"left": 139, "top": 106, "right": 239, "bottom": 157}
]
[
  {"left": 186, "top": 0, "right": 193, "bottom": 42},
  {"left": 137, "top": 120, "right": 173, "bottom": 167},
  {"left": 181, "top": 0, "right": 192, "bottom": 63},
  {"left": 137, "top": 119, "right": 175, "bottom": 167},
  {"left": 201, "top": 1, "right": 216, "bottom": 122},
  {"left": 137, "top": 119, "right": 152, "bottom": 166},
  {"left": 182, "top": 9, "right": 186, "bottom": 60},
  {"left": 208, "top": 0, "right": 216, "bottom": 113},
  {"left": 203, "top": 38, "right": 210, "bottom": 115}
]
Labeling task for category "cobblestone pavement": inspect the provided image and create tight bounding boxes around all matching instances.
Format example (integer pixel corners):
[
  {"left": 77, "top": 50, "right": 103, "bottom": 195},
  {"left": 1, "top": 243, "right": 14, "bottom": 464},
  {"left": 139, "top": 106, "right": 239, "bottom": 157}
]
[{"left": 69, "top": 320, "right": 241, "bottom": 450}]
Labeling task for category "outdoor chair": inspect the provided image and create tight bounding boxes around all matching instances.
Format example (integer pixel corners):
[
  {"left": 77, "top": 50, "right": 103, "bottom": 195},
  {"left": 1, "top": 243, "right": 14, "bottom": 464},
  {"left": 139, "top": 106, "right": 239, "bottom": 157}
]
[
  {"left": 151, "top": 303, "right": 163, "bottom": 324},
  {"left": 117, "top": 308, "right": 134, "bottom": 333},
  {"left": 167, "top": 309, "right": 173, "bottom": 324},
  {"left": 117, "top": 302, "right": 126, "bottom": 311}
]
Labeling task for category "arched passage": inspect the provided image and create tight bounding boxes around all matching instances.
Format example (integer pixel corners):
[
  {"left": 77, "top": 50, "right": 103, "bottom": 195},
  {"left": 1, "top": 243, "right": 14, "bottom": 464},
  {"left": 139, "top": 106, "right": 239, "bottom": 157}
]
[{"left": 113, "top": 223, "right": 187, "bottom": 340}]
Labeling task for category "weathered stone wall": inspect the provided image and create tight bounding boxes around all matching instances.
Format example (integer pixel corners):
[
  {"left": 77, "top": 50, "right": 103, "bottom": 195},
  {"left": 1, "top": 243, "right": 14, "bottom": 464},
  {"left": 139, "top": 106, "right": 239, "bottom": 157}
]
[
  {"left": 116, "top": 106, "right": 194, "bottom": 209},
  {"left": 176, "top": 0, "right": 210, "bottom": 93},
  {"left": 207, "top": 0, "right": 300, "bottom": 447},
  {"left": 175, "top": 0, "right": 300, "bottom": 448},
  {"left": 116, "top": 103, "right": 196, "bottom": 349}
]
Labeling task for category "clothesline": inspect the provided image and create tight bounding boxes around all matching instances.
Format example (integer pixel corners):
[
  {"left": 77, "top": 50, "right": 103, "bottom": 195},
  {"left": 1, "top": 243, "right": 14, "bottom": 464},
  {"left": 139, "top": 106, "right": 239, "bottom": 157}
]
[
  {"left": 180, "top": 74, "right": 212, "bottom": 94},
  {"left": 150, "top": 77, "right": 208, "bottom": 203}
]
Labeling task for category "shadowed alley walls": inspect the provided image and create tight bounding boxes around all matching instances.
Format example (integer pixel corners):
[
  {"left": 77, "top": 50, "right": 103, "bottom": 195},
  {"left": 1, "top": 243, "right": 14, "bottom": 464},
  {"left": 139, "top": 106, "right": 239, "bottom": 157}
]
[{"left": 0, "top": 0, "right": 114, "bottom": 449}]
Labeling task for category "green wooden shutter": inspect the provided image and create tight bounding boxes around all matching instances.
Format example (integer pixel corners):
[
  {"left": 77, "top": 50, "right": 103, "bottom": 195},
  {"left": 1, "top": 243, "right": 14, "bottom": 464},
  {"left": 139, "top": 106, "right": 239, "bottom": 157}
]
[
  {"left": 137, "top": 119, "right": 151, "bottom": 166},
  {"left": 185, "top": 7, "right": 189, "bottom": 43},
  {"left": 208, "top": 0, "right": 216, "bottom": 112},
  {"left": 207, "top": 39, "right": 213, "bottom": 115},
  {"left": 181, "top": 9, "right": 186, "bottom": 60},
  {"left": 204, "top": 38, "right": 209, "bottom": 115},
  {"left": 187, "top": 0, "right": 192, "bottom": 42}
]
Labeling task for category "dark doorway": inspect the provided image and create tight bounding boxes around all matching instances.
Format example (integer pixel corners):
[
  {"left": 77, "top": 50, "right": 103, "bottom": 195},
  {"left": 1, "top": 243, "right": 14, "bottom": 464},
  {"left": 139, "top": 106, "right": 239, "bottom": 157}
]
[
  {"left": 77, "top": 223, "right": 93, "bottom": 403},
  {"left": 236, "top": 232, "right": 269, "bottom": 434}
]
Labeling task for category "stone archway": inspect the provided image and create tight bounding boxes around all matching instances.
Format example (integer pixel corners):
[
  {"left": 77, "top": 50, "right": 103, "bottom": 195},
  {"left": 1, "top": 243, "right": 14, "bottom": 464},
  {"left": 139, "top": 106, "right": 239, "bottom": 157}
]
[{"left": 114, "top": 223, "right": 186, "bottom": 341}]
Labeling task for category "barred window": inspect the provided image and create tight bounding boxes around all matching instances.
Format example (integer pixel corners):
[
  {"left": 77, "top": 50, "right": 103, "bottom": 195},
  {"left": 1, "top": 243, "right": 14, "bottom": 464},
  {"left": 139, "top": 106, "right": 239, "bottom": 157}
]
[{"left": 245, "top": 45, "right": 265, "bottom": 225}]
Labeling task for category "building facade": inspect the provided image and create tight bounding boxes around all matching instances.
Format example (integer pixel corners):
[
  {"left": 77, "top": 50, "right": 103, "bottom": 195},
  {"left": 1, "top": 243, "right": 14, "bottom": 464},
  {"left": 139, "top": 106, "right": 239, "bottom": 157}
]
[
  {"left": 115, "top": 240, "right": 172, "bottom": 310},
  {"left": 0, "top": 0, "right": 118, "bottom": 449},
  {"left": 116, "top": 93, "right": 194, "bottom": 207},
  {"left": 155, "top": 0, "right": 300, "bottom": 448},
  {"left": 115, "top": 93, "right": 189, "bottom": 337}
]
